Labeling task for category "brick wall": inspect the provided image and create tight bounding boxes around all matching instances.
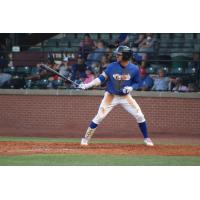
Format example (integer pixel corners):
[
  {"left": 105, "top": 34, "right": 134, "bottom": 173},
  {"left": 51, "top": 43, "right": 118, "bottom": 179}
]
[{"left": 0, "top": 93, "right": 200, "bottom": 138}]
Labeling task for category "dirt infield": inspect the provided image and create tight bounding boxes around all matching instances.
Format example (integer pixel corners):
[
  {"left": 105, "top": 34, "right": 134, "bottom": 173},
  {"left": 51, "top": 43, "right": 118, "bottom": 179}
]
[{"left": 0, "top": 141, "right": 199, "bottom": 156}]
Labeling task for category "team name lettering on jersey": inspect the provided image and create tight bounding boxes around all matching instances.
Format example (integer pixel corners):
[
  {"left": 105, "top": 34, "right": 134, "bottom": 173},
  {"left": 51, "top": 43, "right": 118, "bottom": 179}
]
[{"left": 113, "top": 74, "right": 131, "bottom": 81}]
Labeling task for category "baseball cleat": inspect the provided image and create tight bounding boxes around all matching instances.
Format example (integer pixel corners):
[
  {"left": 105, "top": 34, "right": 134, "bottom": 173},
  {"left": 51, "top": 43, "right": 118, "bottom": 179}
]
[
  {"left": 81, "top": 138, "right": 89, "bottom": 146},
  {"left": 144, "top": 138, "right": 154, "bottom": 146}
]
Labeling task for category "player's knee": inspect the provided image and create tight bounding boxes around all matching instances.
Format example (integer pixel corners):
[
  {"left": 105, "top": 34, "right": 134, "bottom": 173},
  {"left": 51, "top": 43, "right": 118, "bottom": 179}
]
[
  {"left": 96, "top": 115, "right": 105, "bottom": 123},
  {"left": 92, "top": 114, "right": 105, "bottom": 124},
  {"left": 135, "top": 112, "right": 145, "bottom": 123}
]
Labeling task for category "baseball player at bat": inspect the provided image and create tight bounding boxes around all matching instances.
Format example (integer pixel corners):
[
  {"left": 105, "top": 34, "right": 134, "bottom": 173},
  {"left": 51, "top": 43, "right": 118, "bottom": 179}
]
[{"left": 79, "top": 46, "right": 154, "bottom": 146}]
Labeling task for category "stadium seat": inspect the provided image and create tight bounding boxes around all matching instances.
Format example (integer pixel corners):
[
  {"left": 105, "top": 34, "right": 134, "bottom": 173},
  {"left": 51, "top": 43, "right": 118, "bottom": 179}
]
[
  {"left": 181, "top": 48, "right": 194, "bottom": 53},
  {"left": 101, "top": 33, "right": 110, "bottom": 40},
  {"left": 170, "top": 66, "right": 184, "bottom": 74},
  {"left": 25, "top": 79, "right": 32, "bottom": 89},
  {"left": 150, "top": 55, "right": 171, "bottom": 67},
  {"left": 146, "top": 65, "right": 157, "bottom": 74},
  {"left": 183, "top": 42, "right": 194, "bottom": 48},
  {"left": 159, "top": 48, "right": 170, "bottom": 54},
  {"left": 71, "top": 41, "right": 80, "bottom": 48},
  {"left": 16, "top": 66, "right": 31, "bottom": 75},
  {"left": 3, "top": 66, "right": 16, "bottom": 75},
  {"left": 37, "top": 79, "right": 49, "bottom": 89},
  {"left": 63, "top": 33, "right": 75, "bottom": 39},
  {"left": 30, "top": 66, "right": 38, "bottom": 74},
  {"left": 87, "top": 33, "right": 96, "bottom": 40},
  {"left": 128, "top": 33, "right": 137, "bottom": 41},
  {"left": 46, "top": 39, "right": 59, "bottom": 47},
  {"left": 173, "top": 33, "right": 184, "bottom": 38},
  {"left": 185, "top": 66, "right": 197, "bottom": 74},
  {"left": 163, "top": 66, "right": 169, "bottom": 73},
  {"left": 59, "top": 42, "right": 69, "bottom": 47},
  {"left": 160, "top": 33, "right": 170, "bottom": 39},
  {"left": 112, "top": 34, "right": 119, "bottom": 40},
  {"left": 172, "top": 37, "right": 183, "bottom": 48},
  {"left": 159, "top": 41, "right": 170, "bottom": 48},
  {"left": 77, "top": 33, "right": 84, "bottom": 39},
  {"left": 10, "top": 76, "right": 26, "bottom": 89},
  {"left": 194, "top": 44, "right": 200, "bottom": 51},
  {"left": 60, "top": 37, "right": 70, "bottom": 43},
  {"left": 53, "top": 79, "right": 63, "bottom": 89},
  {"left": 184, "top": 33, "right": 194, "bottom": 40},
  {"left": 172, "top": 43, "right": 182, "bottom": 48},
  {"left": 171, "top": 55, "right": 190, "bottom": 69}
]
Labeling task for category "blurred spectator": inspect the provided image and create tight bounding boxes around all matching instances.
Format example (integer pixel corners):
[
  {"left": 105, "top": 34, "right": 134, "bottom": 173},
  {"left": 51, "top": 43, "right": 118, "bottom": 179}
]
[
  {"left": 83, "top": 67, "right": 95, "bottom": 84},
  {"left": 0, "top": 73, "right": 12, "bottom": 88},
  {"left": 7, "top": 53, "right": 14, "bottom": 67},
  {"left": 138, "top": 33, "right": 156, "bottom": 61},
  {"left": 59, "top": 57, "right": 72, "bottom": 78},
  {"left": 47, "top": 52, "right": 55, "bottom": 65},
  {"left": 132, "top": 53, "right": 143, "bottom": 66},
  {"left": 78, "top": 34, "right": 94, "bottom": 59},
  {"left": 188, "top": 83, "right": 198, "bottom": 92},
  {"left": 25, "top": 62, "right": 54, "bottom": 89},
  {"left": 47, "top": 60, "right": 74, "bottom": 89},
  {"left": 172, "top": 77, "right": 188, "bottom": 92},
  {"left": 47, "top": 63, "right": 63, "bottom": 89},
  {"left": 188, "top": 52, "right": 200, "bottom": 69},
  {"left": 132, "top": 33, "right": 146, "bottom": 50},
  {"left": 114, "top": 33, "right": 129, "bottom": 47},
  {"left": 89, "top": 62, "right": 100, "bottom": 75},
  {"left": 134, "top": 68, "right": 154, "bottom": 91},
  {"left": 99, "top": 55, "right": 109, "bottom": 73},
  {"left": 151, "top": 69, "right": 170, "bottom": 91},
  {"left": 106, "top": 45, "right": 116, "bottom": 63},
  {"left": 71, "top": 74, "right": 86, "bottom": 89},
  {"left": 0, "top": 43, "right": 6, "bottom": 57},
  {"left": 25, "top": 64, "right": 42, "bottom": 81},
  {"left": 26, "top": 62, "right": 52, "bottom": 80},
  {"left": 0, "top": 43, "right": 8, "bottom": 70},
  {"left": 71, "top": 56, "right": 86, "bottom": 80},
  {"left": 192, "top": 52, "right": 200, "bottom": 65},
  {"left": 78, "top": 74, "right": 86, "bottom": 83},
  {"left": 86, "top": 40, "right": 106, "bottom": 66}
]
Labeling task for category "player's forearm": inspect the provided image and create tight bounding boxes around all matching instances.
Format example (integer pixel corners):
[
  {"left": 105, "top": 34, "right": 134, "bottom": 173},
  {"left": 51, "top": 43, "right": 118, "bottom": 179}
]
[
  {"left": 79, "top": 72, "right": 107, "bottom": 90},
  {"left": 84, "top": 78, "right": 101, "bottom": 89},
  {"left": 84, "top": 72, "right": 107, "bottom": 89}
]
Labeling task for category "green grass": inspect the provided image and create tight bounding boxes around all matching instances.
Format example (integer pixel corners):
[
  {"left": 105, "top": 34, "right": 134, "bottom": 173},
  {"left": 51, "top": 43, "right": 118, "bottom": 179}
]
[
  {"left": 0, "top": 136, "right": 80, "bottom": 143},
  {"left": 0, "top": 154, "right": 200, "bottom": 166},
  {"left": 0, "top": 136, "right": 135, "bottom": 144}
]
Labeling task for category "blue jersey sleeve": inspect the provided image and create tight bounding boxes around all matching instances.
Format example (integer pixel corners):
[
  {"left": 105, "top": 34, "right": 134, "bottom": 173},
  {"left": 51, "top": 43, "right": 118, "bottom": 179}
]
[
  {"left": 97, "top": 64, "right": 112, "bottom": 84},
  {"left": 104, "top": 63, "right": 112, "bottom": 77},
  {"left": 98, "top": 74, "right": 106, "bottom": 83}
]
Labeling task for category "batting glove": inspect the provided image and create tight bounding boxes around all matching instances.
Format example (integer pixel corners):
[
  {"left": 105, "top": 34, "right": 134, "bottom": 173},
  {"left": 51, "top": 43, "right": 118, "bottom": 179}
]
[
  {"left": 78, "top": 83, "right": 92, "bottom": 90},
  {"left": 122, "top": 86, "right": 133, "bottom": 94},
  {"left": 78, "top": 83, "right": 87, "bottom": 90}
]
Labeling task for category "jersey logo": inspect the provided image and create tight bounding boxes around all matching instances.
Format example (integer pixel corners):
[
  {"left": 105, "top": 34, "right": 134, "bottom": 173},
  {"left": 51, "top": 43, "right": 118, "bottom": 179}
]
[{"left": 113, "top": 74, "right": 131, "bottom": 81}]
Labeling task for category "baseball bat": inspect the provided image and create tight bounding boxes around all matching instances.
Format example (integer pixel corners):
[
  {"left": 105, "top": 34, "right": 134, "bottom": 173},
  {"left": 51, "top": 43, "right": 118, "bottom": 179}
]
[{"left": 40, "top": 64, "right": 79, "bottom": 86}]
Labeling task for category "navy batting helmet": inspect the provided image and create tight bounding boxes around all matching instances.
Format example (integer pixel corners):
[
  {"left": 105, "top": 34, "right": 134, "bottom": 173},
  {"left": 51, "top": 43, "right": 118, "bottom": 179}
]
[{"left": 114, "top": 46, "right": 132, "bottom": 61}]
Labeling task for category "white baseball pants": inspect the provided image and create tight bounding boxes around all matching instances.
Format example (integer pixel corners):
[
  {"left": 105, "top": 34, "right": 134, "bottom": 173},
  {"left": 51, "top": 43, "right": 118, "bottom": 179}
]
[{"left": 92, "top": 92, "right": 145, "bottom": 124}]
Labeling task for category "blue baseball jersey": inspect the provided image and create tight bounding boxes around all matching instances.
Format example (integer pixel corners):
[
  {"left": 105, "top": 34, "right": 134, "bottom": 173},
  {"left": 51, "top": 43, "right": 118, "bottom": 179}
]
[{"left": 103, "top": 62, "right": 140, "bottom": 95}]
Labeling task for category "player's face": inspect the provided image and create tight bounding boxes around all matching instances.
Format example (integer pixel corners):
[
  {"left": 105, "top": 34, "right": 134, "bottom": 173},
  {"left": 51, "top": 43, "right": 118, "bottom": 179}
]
[{"left": 116, "top": 53, "right": 123, "bottom": 62}]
